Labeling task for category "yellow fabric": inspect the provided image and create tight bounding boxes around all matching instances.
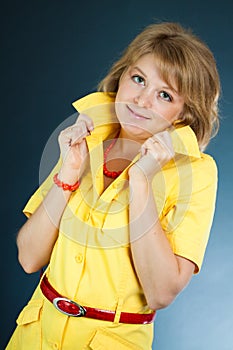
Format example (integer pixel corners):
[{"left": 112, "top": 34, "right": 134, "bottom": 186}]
[{"left": 6, "top": 92, "right": 217, "bottom": 350}]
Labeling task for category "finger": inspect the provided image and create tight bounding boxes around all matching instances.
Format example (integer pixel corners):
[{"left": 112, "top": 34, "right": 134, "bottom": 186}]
[
  {"left": 71, "top": 121, "right": 89, "bottom": 142},
  {"left": 141, "top": 137, "right": 173, "bottom": 166},
  {"left": 151, "top": 131, "right": 174, "bottom": 156},
  {"left": 141, "top": 137, "right": 159, "bottom": 152},
  {"left": 75, "top": 113, "right": 94, "bottom": 132},
  {"left": 69, "top": 121, "right": 91, "bottom": 146},
  {"left": 140, "top": 139, "right": 149, "bottom": 156},
  {"left": 58, "top": 122, "right": 87, "bottom": 149}
]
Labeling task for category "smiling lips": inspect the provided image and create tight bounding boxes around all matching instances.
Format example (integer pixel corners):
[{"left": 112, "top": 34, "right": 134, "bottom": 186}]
[{"left": 126, "top": 105, "right": 151, "bottom": 120}]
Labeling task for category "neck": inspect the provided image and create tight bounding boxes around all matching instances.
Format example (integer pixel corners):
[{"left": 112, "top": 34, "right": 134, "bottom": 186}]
[
  {"left": 113, "top": 136, "right": 140, "bottom": 159},
  {"left": 115, "top": 129, "right": 146, "bottom": 155}
]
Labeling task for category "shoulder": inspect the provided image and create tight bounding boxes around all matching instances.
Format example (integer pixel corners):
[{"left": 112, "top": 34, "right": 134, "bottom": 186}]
[
  {"left": 182, "top": 153, "right": 218, "bottom": 200},
  {"left": 192, "top": 152, "right": 218, "bottom": 180}
]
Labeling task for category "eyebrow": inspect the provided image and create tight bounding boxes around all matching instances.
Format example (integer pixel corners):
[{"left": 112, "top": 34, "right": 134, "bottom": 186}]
[
  {"left": 132, "top": 66, "right": 147, "bottom": 78},
  {"left": 161, "top": 85, "right": 179, "bottom": 95}
]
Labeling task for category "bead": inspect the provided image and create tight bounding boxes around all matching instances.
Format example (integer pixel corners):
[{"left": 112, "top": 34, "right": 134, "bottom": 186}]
[
  {"left": 53, "top": 173, "right": 80, "bottom": 191},
  {"left": 62, "top": 183, "right": 70, "bottom": 191},
  {"left": 103, "top": 132, "right": 123, "bottom": 179}
]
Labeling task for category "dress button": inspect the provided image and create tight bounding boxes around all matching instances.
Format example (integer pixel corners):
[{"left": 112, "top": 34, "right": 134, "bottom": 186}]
[
  {"left": 53, "top": 343, "right": 59, "bottom": 349},
  {"left": 75, "top": 253, "right": 83, "bottom": 263}
]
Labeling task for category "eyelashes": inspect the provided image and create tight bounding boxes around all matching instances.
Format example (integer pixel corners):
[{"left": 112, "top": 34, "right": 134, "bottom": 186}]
[
  {"left": 132, "top": 75, "right": 145, "bottom": 85},
  {"left": 159, "top": 91, "right": 173, "bottom": 102},
  {"left": 131, "top": 74, "right": 173, "bottom": 102}
]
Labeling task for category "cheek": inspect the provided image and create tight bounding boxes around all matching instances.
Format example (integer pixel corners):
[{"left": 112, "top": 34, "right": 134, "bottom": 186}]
[
  {"left": 116, "top": 80, "right": 134, "bottom": 102},
  {"left": 115, "top": 78, "right": 125, "bottom": 101},
  {"left": 114, "top": 102, "right": 123, "bottom": 118},
  {"left": 150, "top": 117, "right": 172, "bottom": 134},
  {"left": 163, "top": 105, "right": 184, "bottom": 123},
  {"left": 173, "top": 106, "right": 184, "bottom": 122},
  {"left": 115, "top": 88, "right": 122, "bottom": 103}
]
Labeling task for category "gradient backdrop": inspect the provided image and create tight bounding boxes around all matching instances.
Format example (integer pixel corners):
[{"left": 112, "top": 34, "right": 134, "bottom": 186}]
[{"left": 1, "top": 0, "right": 233, "bottom": 349}]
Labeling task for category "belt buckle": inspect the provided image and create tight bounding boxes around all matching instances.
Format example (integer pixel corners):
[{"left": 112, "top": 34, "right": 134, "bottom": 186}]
[{"left": 53, "top": 297, "right": 86, "bottom": 317}]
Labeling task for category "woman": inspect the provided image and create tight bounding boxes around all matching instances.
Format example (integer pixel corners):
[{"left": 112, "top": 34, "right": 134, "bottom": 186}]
[{"left": 6, "top": 22, "right": 220, "bottom": 349}]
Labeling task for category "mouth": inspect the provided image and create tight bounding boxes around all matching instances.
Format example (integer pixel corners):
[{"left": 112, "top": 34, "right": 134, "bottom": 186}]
[{"left": 126, "top": 105, "right": 151, "bottom": 120}]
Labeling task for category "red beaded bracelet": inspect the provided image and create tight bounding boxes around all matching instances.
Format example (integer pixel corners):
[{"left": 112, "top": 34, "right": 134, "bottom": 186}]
[{"left": 53, "top": 173, "right": 80, "bottom": 191}]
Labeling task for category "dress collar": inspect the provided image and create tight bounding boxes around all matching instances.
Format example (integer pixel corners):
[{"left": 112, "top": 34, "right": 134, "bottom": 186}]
[{"left": 72, "top": 92, "right": 200, "bottom": 159}]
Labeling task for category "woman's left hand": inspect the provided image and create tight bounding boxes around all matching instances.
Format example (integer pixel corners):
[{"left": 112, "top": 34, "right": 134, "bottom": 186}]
[{"left": 129, "top": 131, "right": 175, "bottom": 181}]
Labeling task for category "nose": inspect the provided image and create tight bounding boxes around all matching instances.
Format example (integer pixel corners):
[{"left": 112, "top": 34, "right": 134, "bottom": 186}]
[{"left": 134, "top": 89, "right": 153, "bottom": 109}]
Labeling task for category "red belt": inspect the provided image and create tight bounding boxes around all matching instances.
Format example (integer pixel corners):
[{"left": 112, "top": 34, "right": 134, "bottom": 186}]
[{"left": 40, "top": 275, "right": 156, "bottom": 325}]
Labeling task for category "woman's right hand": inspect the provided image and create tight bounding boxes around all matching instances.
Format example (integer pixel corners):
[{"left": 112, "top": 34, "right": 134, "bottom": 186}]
[{"left": 58, "top": 113, "right": 94, "bottom": 183}]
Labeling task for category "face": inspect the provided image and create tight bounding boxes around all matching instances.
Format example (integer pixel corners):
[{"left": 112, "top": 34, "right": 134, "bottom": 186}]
[{"left": 115, "top": 54, "right": 185, "bottom": 142}]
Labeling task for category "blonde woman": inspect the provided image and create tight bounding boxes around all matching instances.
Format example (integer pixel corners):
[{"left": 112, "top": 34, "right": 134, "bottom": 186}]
[{"left": 6, "top": 22, "right": 220, "bottom": 349}]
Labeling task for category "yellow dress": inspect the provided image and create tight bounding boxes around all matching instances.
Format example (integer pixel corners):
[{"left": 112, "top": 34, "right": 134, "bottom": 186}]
[{"left": 6, "top": 92, "right": 218, "bottom": 350}]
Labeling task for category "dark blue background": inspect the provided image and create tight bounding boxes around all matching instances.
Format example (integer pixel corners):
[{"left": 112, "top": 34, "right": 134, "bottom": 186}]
[{"left": 2, "top": 1, "right": 233, "bottom": 349}]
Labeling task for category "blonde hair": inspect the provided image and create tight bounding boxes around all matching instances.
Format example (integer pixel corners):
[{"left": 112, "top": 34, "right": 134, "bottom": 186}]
[{"left": 98, "top": 22, "right": 221, "bottom": 150}]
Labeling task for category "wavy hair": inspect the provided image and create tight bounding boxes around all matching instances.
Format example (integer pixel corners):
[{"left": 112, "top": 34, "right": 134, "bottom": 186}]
[{"left": 98, "top": 22, "right": 221, "bottom": 150}]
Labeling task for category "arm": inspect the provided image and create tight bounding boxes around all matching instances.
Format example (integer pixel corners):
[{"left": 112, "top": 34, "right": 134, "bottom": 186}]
[
  {"left": 17, "top": 184, "right": 72, "bottom": 273},
  {"left": 17, "top": 114, "right": 94, "bottom": 273},
  {"left": 128, "top": 132, "right": 195, "bottom": 310},
  {"left": 129, "top": 176, "right": 195, "bottom": 310}
]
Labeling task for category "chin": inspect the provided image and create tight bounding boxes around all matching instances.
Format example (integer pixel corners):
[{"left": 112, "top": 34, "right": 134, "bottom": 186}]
[{"left": 121, "top": 122, "right": 153, "bottom": 139}]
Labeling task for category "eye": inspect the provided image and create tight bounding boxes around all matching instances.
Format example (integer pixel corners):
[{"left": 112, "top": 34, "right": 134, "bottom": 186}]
[
  {"left": 159, "top": 91, "right": 172, "bottom": 102},
  {"left": 132, "top": 75, "right": 145, "bottom": 86}
]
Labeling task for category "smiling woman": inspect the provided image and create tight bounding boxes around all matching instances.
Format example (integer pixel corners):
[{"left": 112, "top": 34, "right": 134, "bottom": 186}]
[
  {"left": 99, "top": 22, "right": 220, "bottom": 151},
  {"left": 6, "top": 22, "right": 220, "bottom": 350},
  {"left": 115, "top": 54, "right": 185, "bottom": 141}
]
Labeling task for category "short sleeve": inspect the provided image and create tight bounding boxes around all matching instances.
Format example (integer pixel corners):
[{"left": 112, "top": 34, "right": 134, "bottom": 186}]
[
  {"left": 23, "top": 158, "right": 62, "bottom": 218},
  {"left": 162, "top": 154, "right": 218, "bottom": 273}
]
